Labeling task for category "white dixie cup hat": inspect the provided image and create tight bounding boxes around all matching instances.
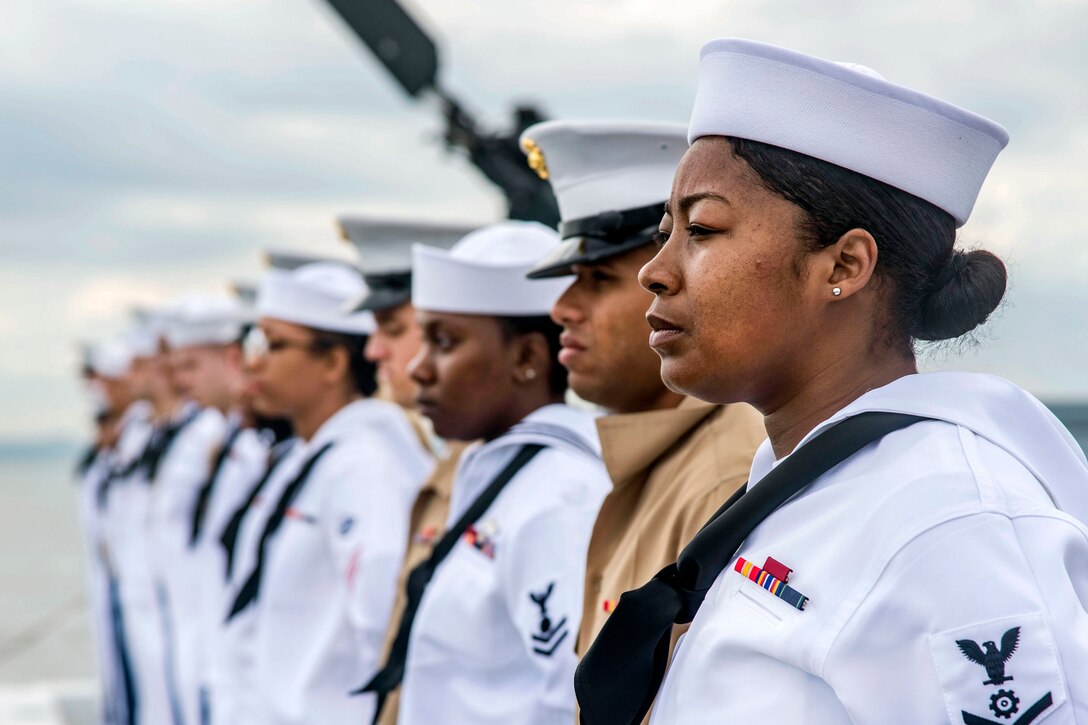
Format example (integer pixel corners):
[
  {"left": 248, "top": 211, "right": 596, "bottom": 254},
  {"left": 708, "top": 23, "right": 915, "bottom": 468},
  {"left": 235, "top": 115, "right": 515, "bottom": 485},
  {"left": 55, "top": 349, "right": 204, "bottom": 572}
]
[
  {"left": 412, "top": 221, "right": 569, "bottom": 316},
  {"left": 256, "top": 262, "right": 376, "bottom": 335},
  {"left": 688, "top": 38, "right": 1009, "bottom": 226}
]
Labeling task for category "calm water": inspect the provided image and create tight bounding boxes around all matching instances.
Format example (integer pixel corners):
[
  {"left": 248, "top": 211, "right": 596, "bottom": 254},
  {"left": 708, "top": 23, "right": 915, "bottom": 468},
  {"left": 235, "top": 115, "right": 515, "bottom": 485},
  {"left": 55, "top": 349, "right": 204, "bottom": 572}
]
[
  {"left": 0, "top": 403, "right": 1083, "bottom": 705},
  {"left": 0, "top": 453, "right": 95, "bottom": 686}
]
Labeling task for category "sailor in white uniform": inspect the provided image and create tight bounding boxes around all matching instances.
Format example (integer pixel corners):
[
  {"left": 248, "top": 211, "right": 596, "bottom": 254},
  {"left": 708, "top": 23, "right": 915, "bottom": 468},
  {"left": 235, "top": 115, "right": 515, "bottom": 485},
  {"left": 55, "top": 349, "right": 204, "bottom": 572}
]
[
  {"left": 124, "top": 298, "right": 229, "bottom": 725},
  {"left": 222, "top": 262, "right": 432, "bottom": 725},
  {"left": 361, "top": 222, "right": 612, "bottom": 725},
  {"left": 102, "top": 312, "right": 187, "bottom": 725},
  {"left": 162, "top": 292, "right": 269, "bottom": 725},
  {"left": 76, "top": 339, "right": 138, "bottom": 725},
  {"left": 576, "top": 39, "right": 1088, "bottom": 724}
]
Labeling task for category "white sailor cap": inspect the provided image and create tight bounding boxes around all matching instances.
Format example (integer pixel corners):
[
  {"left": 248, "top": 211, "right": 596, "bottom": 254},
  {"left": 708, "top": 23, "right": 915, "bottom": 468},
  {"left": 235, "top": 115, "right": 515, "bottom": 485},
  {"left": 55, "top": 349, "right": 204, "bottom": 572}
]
[
  {"left": 126, "top": 307, "right": 170, "bottom": 358},
  {"left": 689, "top": 38, "right": 1008, "bottom": 226},
  {"left": 412, "top": 221, "right": 569, "bottom": 316},
  {"left": 89, "top": 339, "right": 134, "bottom": 379},
  {"left": 256, "top": 262, "right": 376, "bottom": 335},
  {"left": 518, "top": 120, "right": 688, "bottom": 278},
  {"left": 337, "top": 216, "right": 480, "bottom": 312},
  {"left": 162, "top": 292, "right": 247, "bottom": 350}
]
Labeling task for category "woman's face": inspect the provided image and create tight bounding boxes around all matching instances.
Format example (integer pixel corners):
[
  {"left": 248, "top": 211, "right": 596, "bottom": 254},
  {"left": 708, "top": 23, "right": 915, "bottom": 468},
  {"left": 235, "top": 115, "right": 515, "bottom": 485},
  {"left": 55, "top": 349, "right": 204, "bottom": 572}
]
[
  {"left": 639, "top": 137, "right": 827, "bottom": 408},
  {"left": 409, "top": 310, "right": 521, "bottom": 441},
  {"left": 245, "top": 318, "right": 329, "bottom": 420}
]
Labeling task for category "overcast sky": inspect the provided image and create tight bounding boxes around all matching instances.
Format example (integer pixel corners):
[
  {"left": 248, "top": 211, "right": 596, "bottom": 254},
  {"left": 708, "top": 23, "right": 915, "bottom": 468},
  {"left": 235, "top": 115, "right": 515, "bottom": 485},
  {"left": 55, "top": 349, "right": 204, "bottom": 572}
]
[{"left": 1, "top": 0, "right": 1086, "bottom": 442}]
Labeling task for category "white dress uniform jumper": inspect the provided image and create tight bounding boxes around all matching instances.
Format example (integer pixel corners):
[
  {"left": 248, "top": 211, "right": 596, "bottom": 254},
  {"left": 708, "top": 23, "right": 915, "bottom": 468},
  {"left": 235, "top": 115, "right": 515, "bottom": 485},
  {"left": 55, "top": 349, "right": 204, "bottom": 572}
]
[
  {"left": 81, "top": 379, "right": 150, "bottom": 724},
  {"left": 211, "top": 437, "right": 302, "bottom": 725},
  {"left": 97, "top": 400, "right": 153, "bottom": 725},
  {"left": 225, "top": 399, "right": 431, "bottom": 725},
  {"left": 107, "top": 401, "right": 205, "bottom": 725},
  {"left": 221, "top": 261, "right": 432, "bottom": 725},
  {"left": 649, "top": 373, "right": 1088, "bottom": 723},
  {"left": 146, "top": 404, "right": 228, "bottom": 725},
  {"left": 189, "top": 415, "right": 269, "bottom": 724},
  {"left": 394, "top": 404, "right": 611, "bottom": 725}
]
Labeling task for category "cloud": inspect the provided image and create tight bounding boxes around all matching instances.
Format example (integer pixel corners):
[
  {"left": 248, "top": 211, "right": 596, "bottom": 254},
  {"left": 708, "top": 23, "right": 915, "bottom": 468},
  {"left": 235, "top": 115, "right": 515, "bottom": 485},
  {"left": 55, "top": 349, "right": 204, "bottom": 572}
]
[{"left": 1, "top": 0, "right": 1086, "bottom": 441}]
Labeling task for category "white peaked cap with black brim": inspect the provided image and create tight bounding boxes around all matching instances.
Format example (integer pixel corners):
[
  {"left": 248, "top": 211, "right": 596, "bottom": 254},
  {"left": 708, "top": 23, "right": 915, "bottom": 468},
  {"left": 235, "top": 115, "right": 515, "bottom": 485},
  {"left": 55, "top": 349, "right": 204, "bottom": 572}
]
[
  {"left": 162, "top": 292, "right": 247, "bottom": 350},
  {"left": 336, "top": 216, "right": 482, "bottom": 313},
  {"left": 412, "top": 221, "right": 569, "bottom": 316},
  {"left": 519, "top": 120, "right": 689, "bottom": 279},
  {"left": 256, "top": 262, "right": 376, "bottom": 335},
  {"left": 689, "top": 38, "right": 1009, "bottom": 227}
]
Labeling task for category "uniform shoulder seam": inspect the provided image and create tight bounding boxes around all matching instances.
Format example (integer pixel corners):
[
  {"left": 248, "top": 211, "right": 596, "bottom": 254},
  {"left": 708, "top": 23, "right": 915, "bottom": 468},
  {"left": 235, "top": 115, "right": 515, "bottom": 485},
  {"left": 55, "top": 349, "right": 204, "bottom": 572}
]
[{"left": 816, "top": 507, "right": 1088, "bottom": 677}]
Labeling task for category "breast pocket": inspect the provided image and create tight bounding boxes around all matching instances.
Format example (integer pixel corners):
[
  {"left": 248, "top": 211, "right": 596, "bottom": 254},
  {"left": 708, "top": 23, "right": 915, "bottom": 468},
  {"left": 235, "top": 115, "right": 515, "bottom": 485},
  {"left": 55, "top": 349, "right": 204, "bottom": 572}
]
[
  {"left": 264, "top": 510, "right": 332, "bottom": 613},
  {"left": 724, "top": 575, "right": 805, "bottom": 627},
  {"left": 414, "top": 542, "right": 514, "bottom": 666}
]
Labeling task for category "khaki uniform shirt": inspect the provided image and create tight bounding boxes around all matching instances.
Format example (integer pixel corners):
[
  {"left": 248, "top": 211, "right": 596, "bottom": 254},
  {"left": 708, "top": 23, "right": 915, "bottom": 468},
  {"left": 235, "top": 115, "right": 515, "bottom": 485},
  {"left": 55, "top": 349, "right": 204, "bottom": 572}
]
[
  {"left": 375, "top": 439, "right": 470, "bottom": 725},
  {"left": 578, "top": 397, "right": 765, "bottom": 657}
]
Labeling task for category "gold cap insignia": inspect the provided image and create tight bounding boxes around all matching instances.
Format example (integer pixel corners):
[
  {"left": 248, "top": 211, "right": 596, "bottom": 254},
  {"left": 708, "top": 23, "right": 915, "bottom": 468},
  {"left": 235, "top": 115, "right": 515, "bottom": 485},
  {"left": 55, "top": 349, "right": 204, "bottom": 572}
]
[{"left": 520, "top": 138, "right": 550, "bottom": 180}]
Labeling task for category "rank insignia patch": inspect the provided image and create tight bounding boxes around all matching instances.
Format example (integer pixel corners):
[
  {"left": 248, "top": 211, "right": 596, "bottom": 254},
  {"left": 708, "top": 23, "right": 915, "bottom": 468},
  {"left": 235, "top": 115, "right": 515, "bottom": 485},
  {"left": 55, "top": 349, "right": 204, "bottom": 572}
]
[
  {"left": 733, "top": 557, "right": 808, "bottom": 611},
  {"left": 928, "top": 612, "right": 1065, "bottom": 724},
  {"left": 529, "top": 582, "right": 568, "bottom": 656}
]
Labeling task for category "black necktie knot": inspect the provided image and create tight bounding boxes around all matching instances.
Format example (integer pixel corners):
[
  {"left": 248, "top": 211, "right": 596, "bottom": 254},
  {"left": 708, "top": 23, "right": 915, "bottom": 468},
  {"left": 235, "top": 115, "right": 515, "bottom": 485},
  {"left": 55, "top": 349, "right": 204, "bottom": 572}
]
[{"left": 649, "top": 562, "right": 705, "bottom": 624}]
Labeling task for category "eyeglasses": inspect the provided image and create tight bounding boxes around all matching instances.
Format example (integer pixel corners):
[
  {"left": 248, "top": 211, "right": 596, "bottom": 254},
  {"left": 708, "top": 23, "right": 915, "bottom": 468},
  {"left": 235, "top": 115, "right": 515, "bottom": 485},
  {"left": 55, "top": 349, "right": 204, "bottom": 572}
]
[{"left": 243, "top": 327, "right": 328, "bottom": 363}]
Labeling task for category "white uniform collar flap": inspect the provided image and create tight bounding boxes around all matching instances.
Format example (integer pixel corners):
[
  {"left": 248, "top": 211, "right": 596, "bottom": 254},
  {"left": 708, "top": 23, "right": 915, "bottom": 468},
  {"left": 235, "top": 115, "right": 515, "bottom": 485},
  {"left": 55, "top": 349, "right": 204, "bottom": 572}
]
[{"left": 749, "top": 372, "right": 1088, "bottom": 523}]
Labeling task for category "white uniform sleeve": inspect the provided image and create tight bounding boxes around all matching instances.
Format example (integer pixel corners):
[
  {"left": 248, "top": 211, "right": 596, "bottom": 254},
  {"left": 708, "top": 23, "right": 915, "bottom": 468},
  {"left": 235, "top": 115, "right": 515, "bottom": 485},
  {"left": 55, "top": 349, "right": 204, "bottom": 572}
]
[
  {"left": 500, "top": 494, "right": 597, "bottom": 721},
  {"left": 319, "top": 443, "right": 416, "bottom": 672},
  {"left": 823, "top": 512, "right": 1088, "bottom": 723}
]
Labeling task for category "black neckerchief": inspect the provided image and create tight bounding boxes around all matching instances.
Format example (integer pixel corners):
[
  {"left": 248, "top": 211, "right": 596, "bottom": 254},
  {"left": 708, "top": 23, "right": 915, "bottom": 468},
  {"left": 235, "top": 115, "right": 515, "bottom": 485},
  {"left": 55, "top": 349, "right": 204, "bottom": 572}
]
[
  {"left": 218, "top": 439, "right": 296, "bottom": 582},
  {"left": 225, "top": 441, "right": 336, "bottom": 620},
  {"left": 137, "top": 406, "right": 201, "bottom": 483},
  {"left": 188, "top": 422, "right": 245, "bottom": 547}
]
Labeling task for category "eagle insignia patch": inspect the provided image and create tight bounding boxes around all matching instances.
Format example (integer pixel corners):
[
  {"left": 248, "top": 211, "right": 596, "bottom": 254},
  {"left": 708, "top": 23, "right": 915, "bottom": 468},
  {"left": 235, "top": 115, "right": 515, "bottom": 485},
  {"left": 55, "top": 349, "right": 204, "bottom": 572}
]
[
  {"left": 957, "top": 627, "right": 1020, "bottom": 686},
  {"left": 929, "top": 613, "right": 1065, "bottom": 724}
]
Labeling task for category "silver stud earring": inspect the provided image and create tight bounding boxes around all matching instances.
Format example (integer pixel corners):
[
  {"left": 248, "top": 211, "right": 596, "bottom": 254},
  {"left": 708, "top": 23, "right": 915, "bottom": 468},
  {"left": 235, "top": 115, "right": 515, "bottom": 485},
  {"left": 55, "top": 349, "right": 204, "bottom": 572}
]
[
  {"left": 525, "top": 369, "right": 537, "bottom": 380},
  {"left": 832, "top": 287, "right": 842, "bottom": 297}
]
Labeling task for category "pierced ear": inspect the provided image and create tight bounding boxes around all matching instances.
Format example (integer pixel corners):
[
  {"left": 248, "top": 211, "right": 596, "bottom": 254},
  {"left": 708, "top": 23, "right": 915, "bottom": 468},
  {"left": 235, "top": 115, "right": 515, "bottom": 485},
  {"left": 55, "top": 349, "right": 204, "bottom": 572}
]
[
  {"left": 825, "top": 228, "right": 879, "bottom": 299},
  {"left": 510, "top": 332, "right": 550, "bottom": 385}
]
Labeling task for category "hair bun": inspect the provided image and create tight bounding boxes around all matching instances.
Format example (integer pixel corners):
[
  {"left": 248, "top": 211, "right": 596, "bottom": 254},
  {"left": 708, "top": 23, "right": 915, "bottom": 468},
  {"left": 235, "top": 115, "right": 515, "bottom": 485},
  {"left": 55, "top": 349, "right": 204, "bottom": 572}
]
[{"left": 915, "top": 249, "right": 1007, "bottom": 341}]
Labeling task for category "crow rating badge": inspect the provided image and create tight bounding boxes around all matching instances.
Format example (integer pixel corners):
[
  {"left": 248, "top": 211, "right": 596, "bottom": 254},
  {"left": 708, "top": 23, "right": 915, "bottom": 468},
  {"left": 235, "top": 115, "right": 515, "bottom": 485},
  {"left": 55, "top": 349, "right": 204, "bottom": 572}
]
[
  {"left": 953, "top": 625, "right": 1054, "bottom": 724},
  {"left": 930, "top": 612, "right": 1064, "bottom": 725},
  {"left": 528, "top": 582, "right": 568, "bottom": 657}
]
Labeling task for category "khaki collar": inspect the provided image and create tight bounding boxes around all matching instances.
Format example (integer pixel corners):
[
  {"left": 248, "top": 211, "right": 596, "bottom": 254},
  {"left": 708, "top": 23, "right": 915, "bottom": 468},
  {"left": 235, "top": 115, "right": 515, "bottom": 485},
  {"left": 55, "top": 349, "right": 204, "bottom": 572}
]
[
  {"left": 420, "top": 439, "right": 475, "bottom": 502},
  {"left": 595, "top": 396, "right": 718, "bottom": 486}
]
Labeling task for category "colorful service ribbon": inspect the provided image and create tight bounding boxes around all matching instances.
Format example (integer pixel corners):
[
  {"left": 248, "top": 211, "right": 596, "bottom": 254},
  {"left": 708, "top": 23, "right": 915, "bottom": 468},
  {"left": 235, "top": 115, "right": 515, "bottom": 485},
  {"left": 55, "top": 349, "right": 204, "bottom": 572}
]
[{"left": 734, "top": 557, "right": 809, "bottom": 611}]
